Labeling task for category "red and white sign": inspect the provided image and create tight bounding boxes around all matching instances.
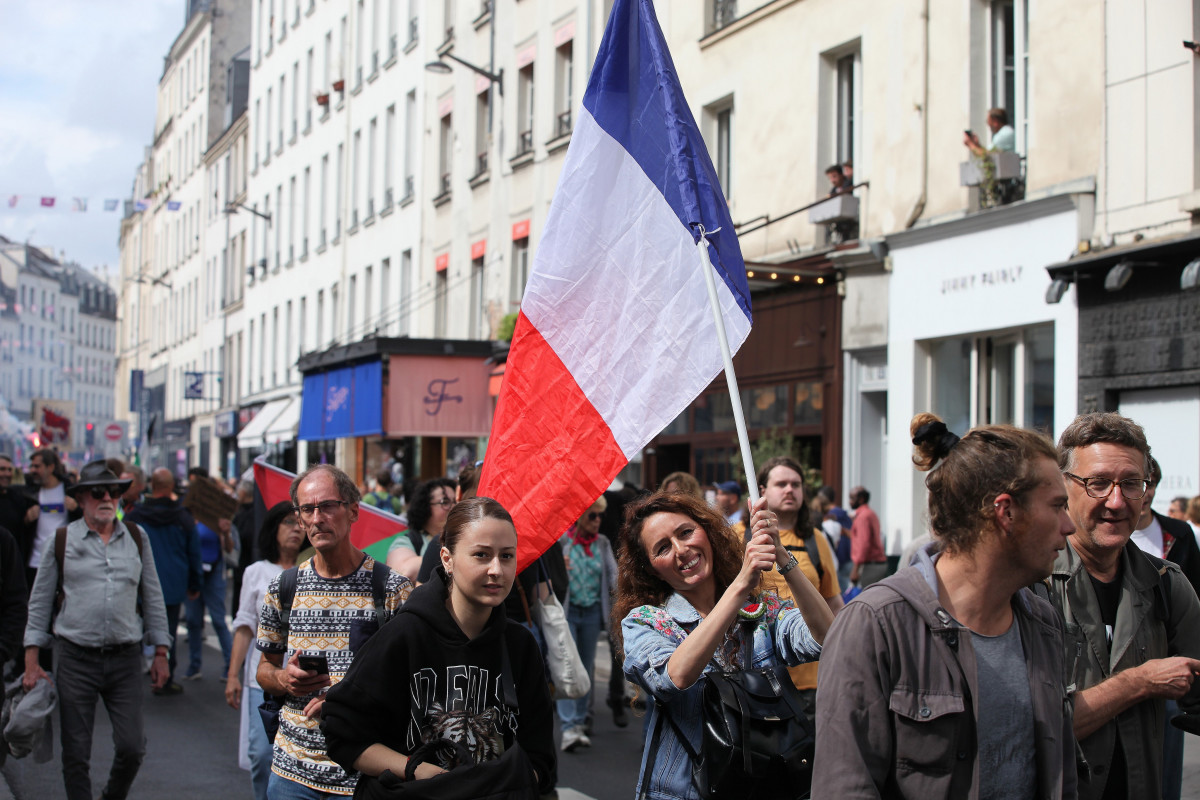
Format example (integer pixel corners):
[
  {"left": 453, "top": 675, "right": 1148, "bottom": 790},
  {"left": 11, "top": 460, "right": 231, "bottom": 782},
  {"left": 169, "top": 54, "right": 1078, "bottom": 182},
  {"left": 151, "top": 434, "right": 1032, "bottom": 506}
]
[{"left": 104, "top": 423, "right": 123, "bottom": 442}]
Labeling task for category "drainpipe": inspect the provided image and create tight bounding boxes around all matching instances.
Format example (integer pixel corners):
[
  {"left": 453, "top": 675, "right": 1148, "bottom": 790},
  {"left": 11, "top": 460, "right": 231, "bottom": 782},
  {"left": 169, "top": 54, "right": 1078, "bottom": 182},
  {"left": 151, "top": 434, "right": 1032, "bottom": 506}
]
[{"left": 904, "top": 0, "right": 930, "bottom": 229}]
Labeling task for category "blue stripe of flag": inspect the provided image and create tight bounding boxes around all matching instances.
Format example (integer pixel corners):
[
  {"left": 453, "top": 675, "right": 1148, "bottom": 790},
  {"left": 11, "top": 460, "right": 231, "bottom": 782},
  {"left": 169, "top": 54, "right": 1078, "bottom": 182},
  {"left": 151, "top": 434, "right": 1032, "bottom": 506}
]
[{"left": 582, "top": 0, "right": 752, "bottom": 323}]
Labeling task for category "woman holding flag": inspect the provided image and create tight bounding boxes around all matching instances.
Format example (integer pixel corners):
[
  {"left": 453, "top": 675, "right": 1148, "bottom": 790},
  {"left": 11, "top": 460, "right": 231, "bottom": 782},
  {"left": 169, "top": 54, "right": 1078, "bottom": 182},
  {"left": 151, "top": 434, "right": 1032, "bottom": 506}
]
[{"left": 614, "top": 492, "right": 833, "bottom": 800}]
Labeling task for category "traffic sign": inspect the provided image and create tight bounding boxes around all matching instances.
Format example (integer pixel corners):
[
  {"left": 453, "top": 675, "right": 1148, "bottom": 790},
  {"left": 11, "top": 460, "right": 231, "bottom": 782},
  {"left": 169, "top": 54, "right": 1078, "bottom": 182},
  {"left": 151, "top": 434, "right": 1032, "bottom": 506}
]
[{"left": 105, "top": 423, "right": 124, "bottom": 442}]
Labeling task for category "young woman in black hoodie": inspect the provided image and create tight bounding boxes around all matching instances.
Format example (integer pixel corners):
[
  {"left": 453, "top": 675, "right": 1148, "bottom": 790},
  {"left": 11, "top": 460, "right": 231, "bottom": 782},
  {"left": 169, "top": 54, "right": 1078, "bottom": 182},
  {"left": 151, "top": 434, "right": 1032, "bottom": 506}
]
[{"left": 323, "top": 497, "right": 555, "bottom": 797}]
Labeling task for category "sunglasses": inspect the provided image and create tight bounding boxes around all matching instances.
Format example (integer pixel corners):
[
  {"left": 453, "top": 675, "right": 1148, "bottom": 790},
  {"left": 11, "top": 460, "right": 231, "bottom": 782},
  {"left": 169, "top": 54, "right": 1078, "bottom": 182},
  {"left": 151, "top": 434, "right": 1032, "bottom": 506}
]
[
  {"left": 432, "top": 498, "right": 455, "bottom": 507},
  {"left": 88, "top": 485, "right": 123, "bottom": 500},
  {"left": 586, "top": 512, "right": 603, "bottom": 521}
]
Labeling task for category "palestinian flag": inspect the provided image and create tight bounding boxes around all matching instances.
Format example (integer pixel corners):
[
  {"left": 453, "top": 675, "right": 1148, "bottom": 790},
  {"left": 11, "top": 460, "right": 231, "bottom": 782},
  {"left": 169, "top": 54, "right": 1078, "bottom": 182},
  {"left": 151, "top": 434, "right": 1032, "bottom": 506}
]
[{"left": 253, "top": 456, "right": 407, "bottom": 562}]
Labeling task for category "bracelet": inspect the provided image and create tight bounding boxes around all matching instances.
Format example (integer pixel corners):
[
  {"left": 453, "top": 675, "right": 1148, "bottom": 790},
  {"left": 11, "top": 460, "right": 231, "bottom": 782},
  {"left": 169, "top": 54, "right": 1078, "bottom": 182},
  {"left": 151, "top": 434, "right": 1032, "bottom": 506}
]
[
  {"left": 777, "top": 553, "right": 800, "bottom": 575},
  {"left": 153, "top": 652, "right": 168, "bottom": 659}
]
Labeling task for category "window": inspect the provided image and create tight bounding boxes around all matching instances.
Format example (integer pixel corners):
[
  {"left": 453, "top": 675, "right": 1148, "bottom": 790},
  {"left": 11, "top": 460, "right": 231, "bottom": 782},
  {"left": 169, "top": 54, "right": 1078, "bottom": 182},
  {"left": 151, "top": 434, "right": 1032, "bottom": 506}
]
[
  {"left": 474, "top": 91, "right": 489, "bottom": 175},
  {"left": 443, "top": 0, "right": 454, "bottom": 42},
  {"left": 510, "top": 236, "right": 529, "bottom": 303},
  {"left": 384, "top": 105, "right": 395, "bottom": 202},
  {"left": 271, "top": 307, "right": 279, "bottom": 387},
  {"left": 387, "top": 0, "right": 398, "bottom": 57},
  {"left": 275, "top": 185, "right": 283, "bottom": 268},
  {"left": 705, "top": 97, "right": 734, "bottom": 199},
  {"left": 285, "top": 300, "right": 292, "bottom": 382},
  {"left": 438, "top": 113, "right": 452, "bottom": 196},
  {"left": 364, "top": 265, "right": 373, "bottom": 330},
  {"left": 278, "top": 75, "right": 285, "bottom": 150},
  {"left": 404, "top": 91, "right": 416, "bottom": 198},
  {"left": 554, "top": 41, "right": 573, "bottom": 137},
  {"left": 330, "top": 282, "right": 340, "bottom": 341},
  {"left": 320, "top": 154, "right": 329, "bottom": 244},
  {"left": 316, "top": 289, "right": 325, "bottom": 346},
  {"left": 469, "top": 255, "right": 485, "bottom": 337},
  {"left": 347, "top": 274, "right": 357, "bottom": 337},
  {"left": 302, "top": 167, "right": 311, "bottom": 254},
  {"left": 299, "top": 297, "right": 307, "bottom": 355},
  {"left": 407, "top": 0, "right": 418, "bottom": 45},
  {"left": 380, "top": 258, "right": 391, "bottom": 334},
  {"left": 352, "top": 129, "right": 361, "bottom": 225},
  {"left": 399, "top": 249, "right": 412, "bottom": 335},
  {"left": 434, "top": 270, "right": 448, "bottom": 337},
  {"left": 371, "top": 0, "right": 381, "bottom": 72},
  {"left": 927, "top": 324, "right": 1053, "bottom": 433},
  {"left": 288, "top": 175, "right": 296, "bottom": 264},
  {"left": 990, "top": 0, "right": 1028, "bottom": 152},
  {"left": 516, "top": 65, "right": 534, "bottom": 155},
  {"left": 707, "top": 0, "right": 737, "bottom": 34},
  {"left": 355, "top": 0, "right": 365, "bottom": 87},
  {"left": 305, "top": 48, "right": 314, "bottom": 129},
  {"left": 367, "top": 118, "right": 377, "bottom": 217},
  {"left": 323, "top": 32, "right": 332, "bottom": 98},
  {"left": 335, "top": 142, "right": 344, "bottom": 236},
  {"left": 291, "top": 61, "right": 299, "bottom": 140},
  {"left": 835, "top": 54, "right": 856, "bottom": 166}
]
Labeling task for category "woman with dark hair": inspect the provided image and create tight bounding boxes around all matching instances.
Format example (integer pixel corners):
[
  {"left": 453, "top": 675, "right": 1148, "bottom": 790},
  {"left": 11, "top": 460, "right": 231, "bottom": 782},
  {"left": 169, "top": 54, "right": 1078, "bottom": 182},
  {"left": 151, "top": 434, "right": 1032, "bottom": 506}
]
[
  {"left": 614, "top": 492, "right": 833, "bottom": 800},
  {"left": 387, "top": 477, "right": 456, "bottom": 580},
  {"left": 224, "top": 501, "right": 308, "bottom": 800},
  {"left": 324, "top": 497, "right": 555, "bottom": 797}
]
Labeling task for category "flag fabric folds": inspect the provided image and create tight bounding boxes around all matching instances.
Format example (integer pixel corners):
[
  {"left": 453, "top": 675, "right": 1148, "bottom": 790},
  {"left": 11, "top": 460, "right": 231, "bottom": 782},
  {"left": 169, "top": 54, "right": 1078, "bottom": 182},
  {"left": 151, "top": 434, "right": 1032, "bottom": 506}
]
[
  {"left": 477, "top": 0, "right": 752, "bottom": 567},
  {"left": 253, "top": 456, "right": 408, "bottom": 562}
]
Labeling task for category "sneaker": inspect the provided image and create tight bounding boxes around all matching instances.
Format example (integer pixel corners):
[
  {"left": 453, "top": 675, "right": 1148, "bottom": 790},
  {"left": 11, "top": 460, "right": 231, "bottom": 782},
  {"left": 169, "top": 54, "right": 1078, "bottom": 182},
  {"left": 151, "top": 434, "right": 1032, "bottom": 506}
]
[
  {"left": 153, "top": 682, "right": 184, "bottom": 696},
  {"left": 583, "top": 714, "right": 594, "bottom": 737},
  {"left": 182, "top": 671, "right": 202, "bottom": 681},
  {"left": 560, "top": 726, "right": 590, "bottom": 752}
]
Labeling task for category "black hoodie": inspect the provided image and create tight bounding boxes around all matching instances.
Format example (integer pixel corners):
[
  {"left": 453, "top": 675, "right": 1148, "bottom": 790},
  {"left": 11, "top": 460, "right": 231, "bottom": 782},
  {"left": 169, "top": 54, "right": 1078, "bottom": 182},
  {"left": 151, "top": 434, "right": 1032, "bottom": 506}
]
[{"left": 323, "top": 567, "right": 556, "bottom": 794}]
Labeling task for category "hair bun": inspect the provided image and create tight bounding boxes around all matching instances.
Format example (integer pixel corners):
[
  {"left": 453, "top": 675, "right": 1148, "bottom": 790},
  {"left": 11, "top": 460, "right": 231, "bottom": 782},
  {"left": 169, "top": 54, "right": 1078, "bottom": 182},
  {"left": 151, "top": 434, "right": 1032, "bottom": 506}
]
[{"left": 912, "top": 420, "right": 961, "bottom": 459}]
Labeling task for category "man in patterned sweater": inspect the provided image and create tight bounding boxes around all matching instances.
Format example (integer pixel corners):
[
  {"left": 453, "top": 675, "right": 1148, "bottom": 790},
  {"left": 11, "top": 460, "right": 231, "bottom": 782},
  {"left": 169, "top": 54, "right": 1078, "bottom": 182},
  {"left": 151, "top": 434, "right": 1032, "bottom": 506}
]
[{"left": 256, "top": 465, "right": 412, "bottom": 799}]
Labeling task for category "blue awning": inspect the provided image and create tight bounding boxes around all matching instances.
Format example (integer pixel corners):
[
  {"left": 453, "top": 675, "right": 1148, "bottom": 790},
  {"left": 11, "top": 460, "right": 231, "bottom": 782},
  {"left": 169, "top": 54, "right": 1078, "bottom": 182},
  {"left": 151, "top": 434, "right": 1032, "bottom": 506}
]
[{"left": 298, "top": 361, "right": 384, "bottom": 441}]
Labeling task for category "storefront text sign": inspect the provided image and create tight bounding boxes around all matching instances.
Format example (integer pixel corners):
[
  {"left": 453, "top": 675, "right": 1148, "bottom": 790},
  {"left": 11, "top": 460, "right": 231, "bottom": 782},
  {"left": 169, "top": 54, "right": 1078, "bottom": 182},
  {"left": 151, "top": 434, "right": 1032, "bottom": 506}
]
[
  {"left": 941, "top": 265, "right": 1023, "bottom": 294},
  {"left": 388, "top": 355, "right": 490, "bottom": 436},
  {"left": 424, "top": 378, "right": 464, "bottom": 416}
]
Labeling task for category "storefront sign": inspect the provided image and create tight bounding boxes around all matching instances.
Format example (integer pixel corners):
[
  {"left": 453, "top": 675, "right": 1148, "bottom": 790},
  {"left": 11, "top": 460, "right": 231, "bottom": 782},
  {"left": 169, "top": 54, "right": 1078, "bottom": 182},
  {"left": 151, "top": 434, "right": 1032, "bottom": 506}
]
[
  {"left": 298, "top": 362, "right": 384, "bottom": 440},
  {"left": 940, "top": 265, "right": 1024, "bottom": 294},
  {"left": 214, "top": 411, "right": 238, "bottom": 438},
  {"left": 387, "top": 355, "right": 490, "bottom": 436}
]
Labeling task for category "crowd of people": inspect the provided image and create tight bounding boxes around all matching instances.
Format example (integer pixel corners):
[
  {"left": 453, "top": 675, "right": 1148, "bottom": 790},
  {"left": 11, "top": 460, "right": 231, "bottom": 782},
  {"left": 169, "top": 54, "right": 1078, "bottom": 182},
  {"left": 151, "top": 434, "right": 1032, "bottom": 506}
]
[{"left": 1, "top": 408, "right": 1199, "bottom": 800}]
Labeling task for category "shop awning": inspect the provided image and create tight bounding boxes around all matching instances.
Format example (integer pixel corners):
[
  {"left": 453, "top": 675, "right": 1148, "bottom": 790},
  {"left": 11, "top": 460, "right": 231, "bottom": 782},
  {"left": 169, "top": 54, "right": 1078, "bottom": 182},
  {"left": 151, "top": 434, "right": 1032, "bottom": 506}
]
[
  {"left": 237, "top": 398, "right": 291, "bottom": 449},
  {"left": 264, "top": 398, "right": 300, "bottom": 444},
  {"left": 298, "top": 361, "right": 384, "bottom": 441}
]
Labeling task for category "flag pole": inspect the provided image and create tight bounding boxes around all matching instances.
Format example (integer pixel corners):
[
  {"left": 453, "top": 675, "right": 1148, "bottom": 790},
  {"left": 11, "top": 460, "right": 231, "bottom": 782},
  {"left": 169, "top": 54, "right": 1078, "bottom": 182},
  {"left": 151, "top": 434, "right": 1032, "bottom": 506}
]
[{"left": 694, "top": 226, "right": 760, "bottom": 515}]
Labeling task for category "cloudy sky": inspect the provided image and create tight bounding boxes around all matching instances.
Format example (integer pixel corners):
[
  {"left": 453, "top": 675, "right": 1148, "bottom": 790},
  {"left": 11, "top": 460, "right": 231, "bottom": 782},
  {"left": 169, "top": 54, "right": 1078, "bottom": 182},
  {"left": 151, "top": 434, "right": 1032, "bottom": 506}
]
[{"left": 0, "top": 0, "right": 183, "bottom": 277}]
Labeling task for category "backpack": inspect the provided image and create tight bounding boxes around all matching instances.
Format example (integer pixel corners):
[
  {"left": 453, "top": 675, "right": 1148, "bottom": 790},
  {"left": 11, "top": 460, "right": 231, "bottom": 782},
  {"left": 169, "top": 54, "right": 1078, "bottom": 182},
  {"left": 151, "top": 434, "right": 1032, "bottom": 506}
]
[{"left": 784, "top": 528, "right": 826, "bottom": 583}]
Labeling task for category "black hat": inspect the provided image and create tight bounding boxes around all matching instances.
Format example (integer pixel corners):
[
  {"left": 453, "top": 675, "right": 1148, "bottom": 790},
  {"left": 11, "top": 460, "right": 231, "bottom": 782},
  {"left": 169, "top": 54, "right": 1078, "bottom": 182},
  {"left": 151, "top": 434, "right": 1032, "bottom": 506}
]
[{"left": 69, "top": 460, "right": 132, "bottom": 498}]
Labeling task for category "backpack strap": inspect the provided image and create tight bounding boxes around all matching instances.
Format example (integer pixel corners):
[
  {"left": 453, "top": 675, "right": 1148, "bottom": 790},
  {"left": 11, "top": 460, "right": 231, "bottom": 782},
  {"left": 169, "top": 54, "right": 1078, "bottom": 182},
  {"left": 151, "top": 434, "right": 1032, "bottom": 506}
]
[
  {"left": 277, "top": 565, "right": 299, "bottom": 631},
  {"left": 53, "top": 526, "right": 68, "bottom": 616},
  {"left": 370, "top": 558, "right": 390, "bottom": 627},
  {"left": 784, "top": 528, "right": 825, "bottom": 582},
  {"left": 125, "top": 520, "right": 147, "bottom": 615},
  {"left": 407, "top": 529, "right": 425, "bottom": 556}
]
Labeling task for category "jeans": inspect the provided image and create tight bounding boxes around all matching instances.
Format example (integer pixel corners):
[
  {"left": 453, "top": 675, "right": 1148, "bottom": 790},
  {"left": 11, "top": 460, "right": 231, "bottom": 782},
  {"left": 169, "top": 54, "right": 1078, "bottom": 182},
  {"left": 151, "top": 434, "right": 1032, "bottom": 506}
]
[
  {"left": 266, "top": 773, "right": 339, "bottom": 800},
  {"left": 556, "top": 602, "right": 601, "bottom": 731},
  {"left": 1163, "top": 698, "right": 1183, "bottom": 800},
  {"left": 55, "top": 640, "right": 146, "bottom": 800},
  {"left": 247, "top": 686, "right": 272, "bottom": 800},
  {"left": 185, "top": 562, "right": 233, "bottom": 676}
]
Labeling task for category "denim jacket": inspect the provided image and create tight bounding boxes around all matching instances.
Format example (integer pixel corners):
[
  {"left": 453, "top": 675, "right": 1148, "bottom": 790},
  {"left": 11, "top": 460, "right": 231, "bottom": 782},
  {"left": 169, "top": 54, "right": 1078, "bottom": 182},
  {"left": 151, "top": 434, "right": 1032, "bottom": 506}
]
[{"left": 622, "top": 591, "right": 822, "bottom": 800}]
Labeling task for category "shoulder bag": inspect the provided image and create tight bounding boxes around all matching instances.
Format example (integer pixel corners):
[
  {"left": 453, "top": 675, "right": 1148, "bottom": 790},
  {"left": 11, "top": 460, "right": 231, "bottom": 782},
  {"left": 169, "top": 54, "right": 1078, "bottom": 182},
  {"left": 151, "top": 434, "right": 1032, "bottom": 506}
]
[
  {"left": 529, "top": 560, "right": 590, "bottom": 699},
  {"left": 641, "top": 625, "right": 814, "bottom": 799}
]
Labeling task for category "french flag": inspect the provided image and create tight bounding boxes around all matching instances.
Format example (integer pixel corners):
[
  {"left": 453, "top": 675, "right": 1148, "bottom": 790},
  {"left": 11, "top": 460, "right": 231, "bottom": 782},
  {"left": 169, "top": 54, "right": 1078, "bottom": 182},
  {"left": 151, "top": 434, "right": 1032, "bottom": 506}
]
[{"left": 479, "top": 0, "right": 752, "bottom": 566}]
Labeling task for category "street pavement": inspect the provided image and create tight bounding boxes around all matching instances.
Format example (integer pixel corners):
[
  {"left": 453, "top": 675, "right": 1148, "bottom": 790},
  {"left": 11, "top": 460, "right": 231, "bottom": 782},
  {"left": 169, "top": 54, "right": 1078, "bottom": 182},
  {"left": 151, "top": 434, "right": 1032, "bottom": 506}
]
[{"left": 2, "top": 634, "right": 1198, "bottom": 799}]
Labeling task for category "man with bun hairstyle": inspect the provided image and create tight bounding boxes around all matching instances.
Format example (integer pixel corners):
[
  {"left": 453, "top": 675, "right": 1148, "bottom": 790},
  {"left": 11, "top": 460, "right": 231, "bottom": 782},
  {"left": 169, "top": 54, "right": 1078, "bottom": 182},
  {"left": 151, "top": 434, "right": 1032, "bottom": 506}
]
[
  {"left": 1043, "top": 412, "right": 1200, "bottom": 800},
  {"left": 814, "top": 414, "right": 1077, "bottom": 799}
]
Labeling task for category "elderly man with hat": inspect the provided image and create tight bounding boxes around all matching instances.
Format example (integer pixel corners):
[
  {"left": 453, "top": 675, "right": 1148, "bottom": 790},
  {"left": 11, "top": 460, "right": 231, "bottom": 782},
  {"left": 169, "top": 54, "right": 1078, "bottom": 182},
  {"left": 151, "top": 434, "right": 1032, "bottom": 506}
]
[
  {"left": 713, "top": 480, "right": 744, "bottom": 525},
  {"left": 23, "top": 460, "right": 171, "bottom": 800}
]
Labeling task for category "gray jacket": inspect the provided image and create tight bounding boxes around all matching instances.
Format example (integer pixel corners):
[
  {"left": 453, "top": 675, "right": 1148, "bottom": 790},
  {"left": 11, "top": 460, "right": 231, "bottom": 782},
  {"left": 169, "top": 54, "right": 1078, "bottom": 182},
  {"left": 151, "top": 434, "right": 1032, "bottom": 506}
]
[
  {"left": 814, "top": 547, "right": 1075, "bottom": 799},
  {"left": 1040, "top": 540, "right": 1200, "bottom": 800}
]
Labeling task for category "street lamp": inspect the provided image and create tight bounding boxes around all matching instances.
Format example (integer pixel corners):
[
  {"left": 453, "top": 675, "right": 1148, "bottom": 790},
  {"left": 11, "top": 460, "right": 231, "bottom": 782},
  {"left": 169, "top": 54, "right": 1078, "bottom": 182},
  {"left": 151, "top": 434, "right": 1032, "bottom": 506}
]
[
  {"left": 224, "top": 202, "right": 273, "bottom": 226},
  {"left": 424, "top": 54, "right": 503, "bottom": 95}
]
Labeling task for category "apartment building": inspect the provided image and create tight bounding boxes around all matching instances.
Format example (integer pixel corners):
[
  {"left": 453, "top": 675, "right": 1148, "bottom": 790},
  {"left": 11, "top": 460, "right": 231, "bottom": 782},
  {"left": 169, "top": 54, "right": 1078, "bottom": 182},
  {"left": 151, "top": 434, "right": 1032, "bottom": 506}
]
[
  {"left": 117, "top": 0, "right": 251, "bottom": 478},
  {"left": 662, "top": 0, "right": 1197, "bottom": 550}
]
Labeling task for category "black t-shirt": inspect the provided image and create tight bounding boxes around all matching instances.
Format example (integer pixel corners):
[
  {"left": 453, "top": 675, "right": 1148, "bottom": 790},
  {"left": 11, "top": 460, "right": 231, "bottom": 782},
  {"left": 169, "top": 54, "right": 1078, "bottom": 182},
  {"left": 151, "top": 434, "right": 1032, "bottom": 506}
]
[{"left": 1088, "top": 565, "right": 1126, "bottom": 799}]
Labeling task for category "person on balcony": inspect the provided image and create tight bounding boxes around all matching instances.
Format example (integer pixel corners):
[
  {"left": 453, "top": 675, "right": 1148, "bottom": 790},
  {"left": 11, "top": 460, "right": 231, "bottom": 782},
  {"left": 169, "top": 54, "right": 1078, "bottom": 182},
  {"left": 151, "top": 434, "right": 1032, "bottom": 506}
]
[{"left": 964, "top": 107, "right": 1016, "bottom": 155}]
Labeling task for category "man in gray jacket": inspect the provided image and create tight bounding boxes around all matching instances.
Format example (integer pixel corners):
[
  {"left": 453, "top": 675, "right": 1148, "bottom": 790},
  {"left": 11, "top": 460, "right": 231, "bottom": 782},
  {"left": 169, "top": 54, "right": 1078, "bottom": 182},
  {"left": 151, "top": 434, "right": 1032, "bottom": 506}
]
[
  {"left": 1045, "top": 413, "right": 1200, "bottom": 800},
  {"left": 814, "top": 415, "right": 1077, "bottom": 799}
]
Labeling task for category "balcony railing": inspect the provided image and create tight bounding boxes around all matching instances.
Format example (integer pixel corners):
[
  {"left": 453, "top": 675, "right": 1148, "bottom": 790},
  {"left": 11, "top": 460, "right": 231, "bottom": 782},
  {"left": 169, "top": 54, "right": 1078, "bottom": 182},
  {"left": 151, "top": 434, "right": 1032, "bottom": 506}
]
[
  {"left": 476, "top": 151, "right": 489, "bottom": 174},
  {"left": 556, "top": 110, "right": 572, "bottom": 138},
  {"left": 711, "top": 0, "right": 737, "bottom": 32},
  {"left": 389, "top": 34, "right": 398, "bottom": 59},
  {"left": 516, "top": 130, "right": 533, "bottom": 156},
  {"left": 439, "top": 172, "right": 451, "bottom": 195},
  {"left": 403, "top": 175, "right": 414, "bottom": 202},
  {"left": 408, "top": 17, "right": 418, "bottom": 45},
  {"left": 383, "top": 187, "right": 394, "bottom": 209}
]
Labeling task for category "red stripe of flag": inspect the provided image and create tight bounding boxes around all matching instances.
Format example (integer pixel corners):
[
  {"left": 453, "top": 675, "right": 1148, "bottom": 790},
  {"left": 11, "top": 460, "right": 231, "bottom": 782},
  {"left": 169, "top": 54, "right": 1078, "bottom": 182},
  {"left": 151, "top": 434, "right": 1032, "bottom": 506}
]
[
  {"left": 478, "top": 312, "right": 628, "bottom": 568},
  {"left": 253, "top": 456, "right": 407, "bottom": 561}
]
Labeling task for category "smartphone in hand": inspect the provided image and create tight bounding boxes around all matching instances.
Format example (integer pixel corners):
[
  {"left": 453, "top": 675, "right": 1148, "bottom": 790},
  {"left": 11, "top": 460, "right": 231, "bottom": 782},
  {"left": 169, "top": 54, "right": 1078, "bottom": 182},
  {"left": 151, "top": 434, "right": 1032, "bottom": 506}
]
[{"left": 296, "top": 653, "right": 329, "bottom": 675}]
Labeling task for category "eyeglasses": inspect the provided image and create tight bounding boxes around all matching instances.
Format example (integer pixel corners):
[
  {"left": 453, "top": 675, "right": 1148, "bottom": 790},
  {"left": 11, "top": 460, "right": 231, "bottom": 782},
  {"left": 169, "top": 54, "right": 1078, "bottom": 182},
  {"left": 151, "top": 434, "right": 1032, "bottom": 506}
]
[
  {"left": 1063, "top": 472, "right": 1149, "bottom": 501},
  {"left": 88, "top": 485, "right": 123, "bottom": 500},
  {"left": 432, "top": 498, "right": 454, "bottom": 507},
  {"left": 586, "top": 512, "right": 603, "bottom": 521},
  {"left": 294, "top": 500, "right": 350, "bottom": 519}
]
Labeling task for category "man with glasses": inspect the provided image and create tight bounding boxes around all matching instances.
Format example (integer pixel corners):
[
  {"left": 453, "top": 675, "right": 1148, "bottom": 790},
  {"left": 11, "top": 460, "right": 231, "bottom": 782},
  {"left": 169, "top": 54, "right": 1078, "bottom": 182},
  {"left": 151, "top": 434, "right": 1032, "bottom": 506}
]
[
  {"left": 23, "top": 460, "right": 171, "bottom": 800},
  {"left": 1043, "top": 413, "right": 1200, "bottom": 800},
  {"left": 256, "top": 464, "right": 411, "bottom": 799}
]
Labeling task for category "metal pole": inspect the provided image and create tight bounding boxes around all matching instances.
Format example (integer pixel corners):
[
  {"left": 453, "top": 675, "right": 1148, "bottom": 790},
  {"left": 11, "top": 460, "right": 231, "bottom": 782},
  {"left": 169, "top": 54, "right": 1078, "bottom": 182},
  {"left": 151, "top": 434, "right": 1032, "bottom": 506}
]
[{"left": 693, "top": 227, "right": 759, "bottom": 514}]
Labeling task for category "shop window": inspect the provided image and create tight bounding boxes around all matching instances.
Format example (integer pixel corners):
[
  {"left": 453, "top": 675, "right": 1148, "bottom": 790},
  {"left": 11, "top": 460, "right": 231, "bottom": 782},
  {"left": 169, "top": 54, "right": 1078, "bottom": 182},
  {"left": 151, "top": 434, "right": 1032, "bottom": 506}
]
[
  {"left": 694, "top": 392, "right": 735, "bottom": 434},
  {"left": 793, "top": 381, "right": 824, "bottom": 426},
  {"left": 660, "top": 408, "right": 688, "bottom": 437},
  {"left": 928, "top": 324, "right": 1053, "bottom": 432},
  {"left": 743, "top": 385, "right": 787, "bottom": 429}
]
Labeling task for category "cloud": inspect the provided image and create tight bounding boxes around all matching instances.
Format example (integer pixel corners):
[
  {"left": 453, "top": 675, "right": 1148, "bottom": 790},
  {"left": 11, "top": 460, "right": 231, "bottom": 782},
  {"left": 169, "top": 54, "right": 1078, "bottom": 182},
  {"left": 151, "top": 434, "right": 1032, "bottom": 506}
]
[{"left": 0, "top": 0, "right": 181, "bottom": 269}]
